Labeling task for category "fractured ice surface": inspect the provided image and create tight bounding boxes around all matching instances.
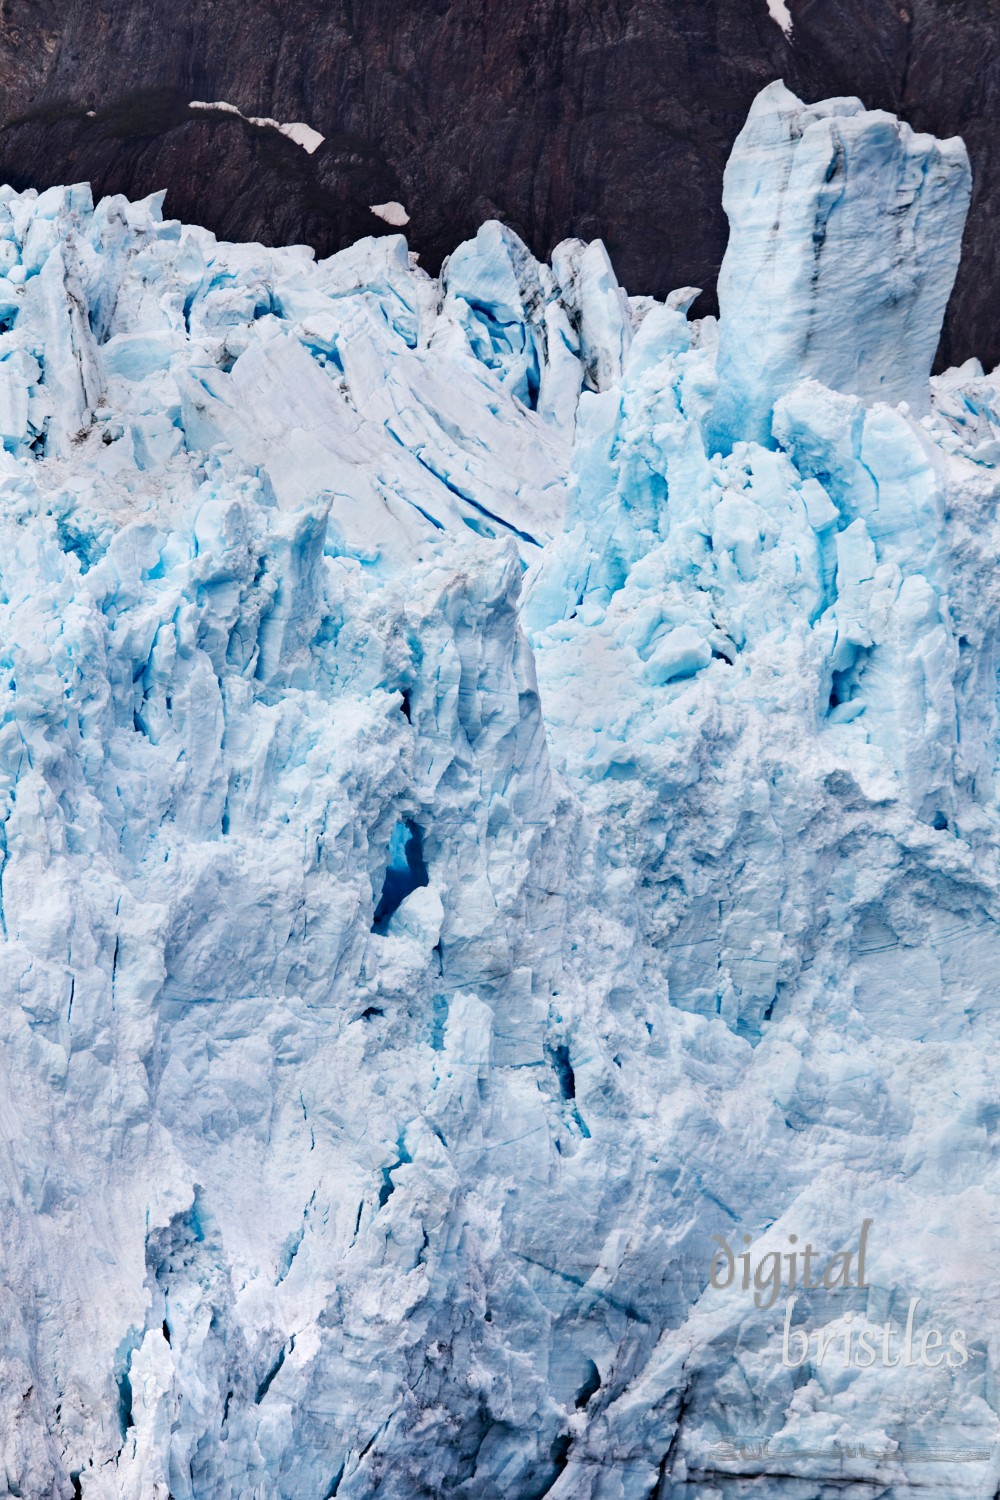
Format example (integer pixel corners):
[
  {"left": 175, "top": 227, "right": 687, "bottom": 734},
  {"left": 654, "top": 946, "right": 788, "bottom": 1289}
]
[
  {"left": 0, "top": 83, "right": 998, "bottom": 1499},
  {"left": 712, "top": 81, "right": 971, "bottom": 449}
]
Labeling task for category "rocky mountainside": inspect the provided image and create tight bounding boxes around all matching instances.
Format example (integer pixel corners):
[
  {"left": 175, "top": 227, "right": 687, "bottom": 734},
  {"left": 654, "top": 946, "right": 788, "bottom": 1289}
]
[{"left": 0, "top": 0, "right": 997, "bottom": 368}]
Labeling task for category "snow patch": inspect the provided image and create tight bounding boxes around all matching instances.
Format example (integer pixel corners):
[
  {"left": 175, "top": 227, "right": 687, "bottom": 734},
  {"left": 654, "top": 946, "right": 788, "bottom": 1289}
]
[
  {"left": 370, "top": 201, "right": 411, "bottom": 227},
  {"left": 766, "top": 0, "right": 793, "bottom": 36},
  {"left": 251, "top": 117, "right": 325, "bottom": 154},
  {"left": 188, "top": 100, "right": 325, "bottom": 153},
  {"left": 189, "top": 99, "right": 242, "bottom": 117}
]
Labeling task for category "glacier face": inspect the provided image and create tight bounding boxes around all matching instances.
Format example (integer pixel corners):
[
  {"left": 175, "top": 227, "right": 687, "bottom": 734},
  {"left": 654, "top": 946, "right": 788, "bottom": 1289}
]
[
  {"left": 0, "top": 83, "right": 998, "bottom": 1500},
  {"left": 711, "top": 80, "right": 972, "bottom": 450}
]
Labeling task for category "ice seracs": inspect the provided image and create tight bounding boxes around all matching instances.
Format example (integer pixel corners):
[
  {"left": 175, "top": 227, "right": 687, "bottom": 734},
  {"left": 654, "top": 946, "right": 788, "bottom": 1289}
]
[
  {"left": 711, "top": 81, "right": 971, "bottom": 450},
  {"left": 0, "top": 83, "right": 996, "bottom": 1500}
]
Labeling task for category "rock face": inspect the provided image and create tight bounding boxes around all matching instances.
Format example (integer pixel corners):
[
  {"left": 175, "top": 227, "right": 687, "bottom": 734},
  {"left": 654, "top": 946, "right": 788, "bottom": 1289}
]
[
  {"left": 0, "top": 0, "right": 998, "bottom": 367},
  {"left": 1, "top": 87, "right": 1000, "bottom": 1499},
  {"left": 0, "top": 0, "right": 788, "bottom": 302}
]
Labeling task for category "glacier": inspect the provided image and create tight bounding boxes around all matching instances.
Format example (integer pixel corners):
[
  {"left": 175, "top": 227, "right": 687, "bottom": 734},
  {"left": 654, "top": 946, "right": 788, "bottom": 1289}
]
[{"left": 0, "top": 78, "right": 996, "bottom": 1499}]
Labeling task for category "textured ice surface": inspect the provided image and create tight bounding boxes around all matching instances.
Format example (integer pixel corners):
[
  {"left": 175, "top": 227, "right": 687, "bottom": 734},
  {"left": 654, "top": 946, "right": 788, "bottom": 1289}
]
[
  {"left": 712, "top": 81, "right": 971, "bottom": 449},
  {"left": 0, "top": 84, "right": 998, "bottom": 1499}
]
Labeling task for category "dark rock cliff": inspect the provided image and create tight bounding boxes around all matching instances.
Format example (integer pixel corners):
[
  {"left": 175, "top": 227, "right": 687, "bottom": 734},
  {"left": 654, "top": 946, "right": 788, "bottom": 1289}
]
[{"left": 0, "top": 0, "right": 994, "bottom": 367}]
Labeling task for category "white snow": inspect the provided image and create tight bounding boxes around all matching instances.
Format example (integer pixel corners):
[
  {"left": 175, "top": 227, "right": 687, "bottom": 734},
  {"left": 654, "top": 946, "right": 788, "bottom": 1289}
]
[
  {"left": 249, "top": 116, "right": 325, "bottom": 153},
  {"left": 766, "top": 0, "right": 793, "bottom": 36},
  {"left": 370, "top": 200, "right": 411, "bottom": 226},
  {"left": 189, "top": 100, "right": 325, "bottom": 153},
  {"left": 189, "top": 98, "right": 243, "bottom": 117}
]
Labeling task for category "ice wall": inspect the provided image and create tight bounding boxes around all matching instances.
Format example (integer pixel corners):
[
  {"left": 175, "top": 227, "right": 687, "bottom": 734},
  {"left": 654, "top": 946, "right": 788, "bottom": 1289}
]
[
  {"left": 711, "top": 81, "right": 972, "bottom": 450},
  {"left": 0, "top": 87, "right": 995, "bottom": 1500}
]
